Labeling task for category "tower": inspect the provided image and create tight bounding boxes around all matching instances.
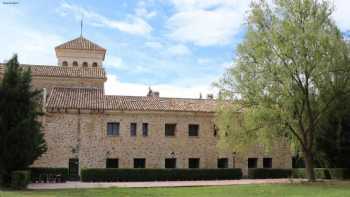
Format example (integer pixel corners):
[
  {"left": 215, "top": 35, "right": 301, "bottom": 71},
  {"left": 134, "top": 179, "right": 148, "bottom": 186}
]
[{"left": 54, "top": 36, "right": 106, "bottom": 68}]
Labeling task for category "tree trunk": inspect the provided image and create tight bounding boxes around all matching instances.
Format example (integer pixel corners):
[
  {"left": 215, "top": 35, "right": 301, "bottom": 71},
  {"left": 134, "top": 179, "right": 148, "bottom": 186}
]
[{"left": 303, "top": 149, "right": 316, "bottom": 182}]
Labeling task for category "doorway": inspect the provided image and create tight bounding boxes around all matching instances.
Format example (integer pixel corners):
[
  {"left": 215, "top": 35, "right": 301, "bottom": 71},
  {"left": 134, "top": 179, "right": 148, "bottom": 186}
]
[{"left": 69, "top": 158, "right": 79, "bottom": 181}]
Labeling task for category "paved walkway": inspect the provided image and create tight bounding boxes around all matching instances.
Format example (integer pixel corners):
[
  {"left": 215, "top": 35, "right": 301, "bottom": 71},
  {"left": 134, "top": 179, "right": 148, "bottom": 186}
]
[{"left": 28, "top": 179, "right": 305, "bottom": 190}]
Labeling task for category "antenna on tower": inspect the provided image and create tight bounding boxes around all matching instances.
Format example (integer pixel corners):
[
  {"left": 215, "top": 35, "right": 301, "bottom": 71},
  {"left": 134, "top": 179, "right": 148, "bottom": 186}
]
[{"left": 80, "top": 15, "right": 83, "bottom": 37}]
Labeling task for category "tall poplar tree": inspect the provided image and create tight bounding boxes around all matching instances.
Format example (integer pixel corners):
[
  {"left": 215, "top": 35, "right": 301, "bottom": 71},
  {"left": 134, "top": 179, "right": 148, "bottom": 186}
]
[
  {"left": 0, "top": 55, "right": 47, "bottom": 185},
  {"left": 216, "top": 0, "right": 350, "bottom": 181}
]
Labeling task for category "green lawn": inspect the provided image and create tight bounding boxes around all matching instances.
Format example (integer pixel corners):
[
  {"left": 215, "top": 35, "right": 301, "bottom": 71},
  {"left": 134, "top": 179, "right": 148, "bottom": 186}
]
[{"left": 1, "top": 182, "right": 350, "bottom": 197}]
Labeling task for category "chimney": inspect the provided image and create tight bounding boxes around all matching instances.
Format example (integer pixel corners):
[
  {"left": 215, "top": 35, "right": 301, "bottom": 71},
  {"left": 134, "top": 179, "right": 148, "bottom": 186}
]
[
  {"left": 153, "top": 91, "right": 159, "bottom": 97},
  {"left": 147, "top": 87, "right": 159, "bottom": 97},
  {"left": 207, "top": 94, "right": 214, "bottom": 99}
]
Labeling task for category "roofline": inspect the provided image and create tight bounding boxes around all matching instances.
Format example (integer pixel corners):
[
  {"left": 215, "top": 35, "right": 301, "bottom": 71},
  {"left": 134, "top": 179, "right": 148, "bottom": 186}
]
[
  {"left": 46, "top": 107, "right": 217, "bottom": 114},
  {"left": 0, "top": 63, "right": 107, "bottom": 79},
  {"left": 54, "top": 47, "right": 106, "bottom": 52}
]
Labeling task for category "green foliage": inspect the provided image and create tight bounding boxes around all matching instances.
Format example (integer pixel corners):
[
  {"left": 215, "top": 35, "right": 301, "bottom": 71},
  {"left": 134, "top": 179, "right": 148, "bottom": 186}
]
[
  {"left": 292, "top": 168, "right": 350, "bottom": 179},
  {"left": 248, "top": 169, "right": 292, "bottom": 179},
  {"left": 81, "top": 169, "right": 242, "bottom": 182},
  {"left": 0, "top": 55, "right": 47, "bottom": 185},
  {"left": 10, "top": 170, "right": 30, "bottom": 190},
  {"left": 29, "top": 168, "right": 68, "bottom": 183},
  {"left": 315, "top": 101, "right": 350, "bottom": 168},
  {"left": 216, "top": 0, "right": 350, "bottom": 181}
]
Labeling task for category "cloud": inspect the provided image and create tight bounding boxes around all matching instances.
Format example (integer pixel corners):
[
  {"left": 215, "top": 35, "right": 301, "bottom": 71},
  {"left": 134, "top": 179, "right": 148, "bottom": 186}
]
[
  {"left": 0, "top": 17, "right": 63, "bottom": 65},
  {"left": 167, "top": 44, "right": 191, "bottom": 56},
  {"left": 167, "top": 0, "right": 250, "bottom": 46},
  {"left": 58, "top": 2, "right": 152, "bottom": 35},
  {"left": 104, "top": 56, "right": 124, "bottom": 69},
  {"left": 135, "top": 1, "right": 157, "bottom": 19},
  {"left": 145, "top": 41, "right": 163, "bottom": 49},
  {"left": 332, "top": 0, "right": 350, "bottom": 31},
  {"left": 105, "top": 74, "right": 217, "bottom": 98}
]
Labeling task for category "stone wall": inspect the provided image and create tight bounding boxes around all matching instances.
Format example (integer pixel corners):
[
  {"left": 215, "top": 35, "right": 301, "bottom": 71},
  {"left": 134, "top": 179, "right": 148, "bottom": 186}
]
[
  {"left": 31, "top": 76, "right": 105, "bottom": 93},
  {"left": 33, "top": 110, "right": 292, "bottom": 175},
  {"left": 0, "top": 72, "right": 105, "bottom": 92}
]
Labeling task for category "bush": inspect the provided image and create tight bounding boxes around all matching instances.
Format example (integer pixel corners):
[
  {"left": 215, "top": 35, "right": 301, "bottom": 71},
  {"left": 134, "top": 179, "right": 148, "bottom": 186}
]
[
  {"left": 29, "top": 168, "right": 68, "bottom": 183},
  {"left": 248, "top": 169, "right": 292, "bottom": 179},
  {"left": 0, "top": 173, "right": 3, "bottom": 186},
  {"left": 11, "top": 171, "right": 30, "bottom": 189},
  {"left": 292, "top": 168, "right": 350, "bottom": 180},
  {"left": 81, "top": 168, "right": 242, "bottom": 182}
]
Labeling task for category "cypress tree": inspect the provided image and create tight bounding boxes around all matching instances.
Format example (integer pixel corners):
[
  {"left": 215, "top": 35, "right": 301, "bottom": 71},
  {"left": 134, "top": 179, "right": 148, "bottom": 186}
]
[{"left": 0, "top": 55, "right": 47, "bottom": 185}]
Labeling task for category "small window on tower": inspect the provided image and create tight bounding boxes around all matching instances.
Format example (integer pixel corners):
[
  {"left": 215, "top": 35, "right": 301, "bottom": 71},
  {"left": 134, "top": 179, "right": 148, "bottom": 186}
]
[
  {"left": 92, "top": 62, "right": 98, "bottom": 67},
  {"left": 62, "top": 61, "right": 68, "bottom": 67},
  {"left": 83, "top": 62, "right": 88, "bottom": 67},
  {"left": 73, "top": 61, "right": 78, "bottom": 67}
]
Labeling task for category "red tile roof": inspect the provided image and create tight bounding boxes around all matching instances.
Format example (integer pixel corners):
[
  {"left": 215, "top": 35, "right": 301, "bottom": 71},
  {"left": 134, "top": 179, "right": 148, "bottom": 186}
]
[
  {"left": 55, "top": 36, "right": 106, "bottom": 51},
  {"left": 46, "top": 87, "right": 218, "bottom": 113},
  {"left": 0, "top": 64, "right": 106, "bottom": 79}
]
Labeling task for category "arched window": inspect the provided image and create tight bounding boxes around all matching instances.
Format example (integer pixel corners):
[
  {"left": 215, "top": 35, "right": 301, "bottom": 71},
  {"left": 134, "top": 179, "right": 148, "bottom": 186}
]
[
  {"left": 92, "top": 62, "right": 98, "bottom": 67},
  {"left": 73, "top": 61, "right": 78, "bottom": 67},
  {"left": 83, "top": 62, "right": 88, "bottom": 67},
  {"left": 62, "top": 61, "right": 68, "bottom": 67}
]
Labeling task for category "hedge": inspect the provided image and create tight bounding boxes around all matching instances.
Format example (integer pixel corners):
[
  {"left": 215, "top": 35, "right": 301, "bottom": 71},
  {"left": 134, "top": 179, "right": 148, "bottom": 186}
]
[
  {"left": 248, "top": 169, "right": 292, "bottom": 179},
  {"left": 292, "top": 168, "right": 350, "bottom": 180},
  {"left": 11, "top": 171, "right": 31, "bottom": 189},
  {"left": 29, "top": 168, "right": 68, "bottom": 183},
  {"left": 81, "top": 168, "right": 242, "bottom": 182}
]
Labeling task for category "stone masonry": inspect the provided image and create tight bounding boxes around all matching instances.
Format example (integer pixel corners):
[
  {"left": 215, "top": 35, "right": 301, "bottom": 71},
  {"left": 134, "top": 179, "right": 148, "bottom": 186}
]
[{"left": 0, "top": 36, "right": 292, "bottom": 176}]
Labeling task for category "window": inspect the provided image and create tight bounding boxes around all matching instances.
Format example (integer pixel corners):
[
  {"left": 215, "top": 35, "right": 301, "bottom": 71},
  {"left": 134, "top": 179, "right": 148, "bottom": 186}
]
[
  {"left": 213, "top": 124, "right": 218, "bottom": 137},
  {"left": 134, "top": 158, "right": 146, "bottom": 168},
  {"left": 217, "top": 158, "right": 228, "bottom": 168},
  {"left": 92, "top": 62, "right": 98, "bottom": 67},
  {"left": 189, "top": 124, "right": 199, "bottom": 136},
  {"left": 165, "top": 158, "right": 176, "bottom": 168},
  {"left": 188, "top": 158, "right": 200, "bottom": 168},
  {"left": 62, "top": 61, "right": 68, "bottom": 67},
  {"left": 106, "top": 158, "right": 119, "bottom": 168},
  {"left": 73, "top": 61, "right": 78, "bottom": 67},
  {"left": 130, "top": 123, "right": 137, "bottom": 136},
  {"left": 248, "top": 158, "right": 258, "bottom": 168},
  {"left": 142, "top": 123, "right": 148, "bottom": 136},
  {"left": 82, "top": 62, "right": 88, "bottom": 67},
  {"left": 263, "top": 158, "right": 272, "bottom": 168},
  {"left": 107, "top": 122, "right": 119, "bottom": 136},
  {"left": 165, "top": 124, "right": 176, "bottom": 136}
]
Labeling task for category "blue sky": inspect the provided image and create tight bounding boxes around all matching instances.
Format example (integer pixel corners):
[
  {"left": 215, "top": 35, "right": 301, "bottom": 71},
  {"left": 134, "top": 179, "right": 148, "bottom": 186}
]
[{"left": 0, "top": 0, "right": 349, "bottom": 98}]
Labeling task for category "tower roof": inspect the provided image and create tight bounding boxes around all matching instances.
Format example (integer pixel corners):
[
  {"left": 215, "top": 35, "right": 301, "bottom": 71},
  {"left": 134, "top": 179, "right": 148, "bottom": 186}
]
[{"left": 55, "top": 36, "right": 106, "bottom": 51}]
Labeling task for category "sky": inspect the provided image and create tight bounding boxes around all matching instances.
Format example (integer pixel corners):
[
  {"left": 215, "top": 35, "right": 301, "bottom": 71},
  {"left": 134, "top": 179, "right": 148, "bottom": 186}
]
[{"left": 0, "top": 0, "right": 349, "bottom": 98}]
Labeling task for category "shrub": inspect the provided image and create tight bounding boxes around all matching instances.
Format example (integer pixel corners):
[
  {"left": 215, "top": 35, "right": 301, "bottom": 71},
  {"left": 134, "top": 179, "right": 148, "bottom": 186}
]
[
  {"left": 248, "top": 169, "right": 292, "bottom": 179},
  {"left": 81, "top": 168, "right": 242, "bottom": 182},
  {"left": 11, "top": 171, "right": 30, "bottom": 189},
  {"left": 29, "top": 168, "right": 68, "bottom": 183},
  {"left": 292, "top": 168, "right": 350, "bottom": 180}
]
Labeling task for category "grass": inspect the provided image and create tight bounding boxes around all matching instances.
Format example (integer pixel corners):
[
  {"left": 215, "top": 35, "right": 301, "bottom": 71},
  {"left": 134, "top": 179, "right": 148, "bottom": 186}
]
[{"left": 1, "top": 181, "right": 350, "bottom": 197}]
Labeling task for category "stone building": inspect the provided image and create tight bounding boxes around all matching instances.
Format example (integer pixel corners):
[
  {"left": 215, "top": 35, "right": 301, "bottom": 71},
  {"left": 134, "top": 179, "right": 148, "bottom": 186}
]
[{"left": 0, "top": 36, "right": 292, "bottom": 177}]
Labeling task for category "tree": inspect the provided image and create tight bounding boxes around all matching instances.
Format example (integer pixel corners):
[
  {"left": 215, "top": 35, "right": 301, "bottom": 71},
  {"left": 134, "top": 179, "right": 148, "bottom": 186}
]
[
  {"left": 216, "top": 0, "right": 350, "bottom": 181},
  {"left": 315, "top": 95, "right": 350, "bottom": 168},
  {"left": 0, "top": 55, "right": 47, "bottom": 185}
]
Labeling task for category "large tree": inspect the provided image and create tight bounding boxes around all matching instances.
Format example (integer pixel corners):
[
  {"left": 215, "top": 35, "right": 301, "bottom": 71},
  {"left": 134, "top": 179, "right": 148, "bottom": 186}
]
[
  {"left": 0, "top": 55, "right": 47, "bottom": 185},
  {"left": 216, "top": 0, "right": 350, "bottom": 181}
]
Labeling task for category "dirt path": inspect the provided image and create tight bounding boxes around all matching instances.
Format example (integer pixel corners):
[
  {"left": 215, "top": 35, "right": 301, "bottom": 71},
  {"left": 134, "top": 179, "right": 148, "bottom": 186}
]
[{"left": 28, "top": 179, "right": 305, "bottom": 190}]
